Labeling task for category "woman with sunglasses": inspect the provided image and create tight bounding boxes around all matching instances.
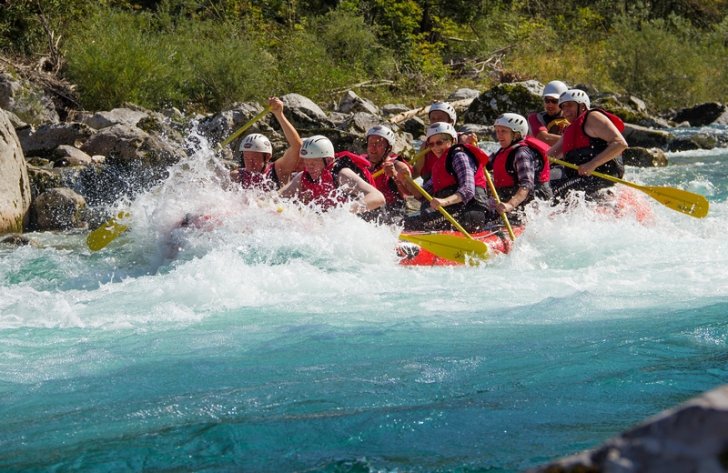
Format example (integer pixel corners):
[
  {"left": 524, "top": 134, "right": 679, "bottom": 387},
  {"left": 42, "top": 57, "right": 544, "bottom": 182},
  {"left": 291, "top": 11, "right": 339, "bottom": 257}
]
[
  {"left": 413, "top": 101, "right": 457, "bottom": 182},
  {"left": 527, "top": 80, "right": 570, "bottom": 145},
  {"left": 399, "top": 122, "right": 489, "bottom": 232}
]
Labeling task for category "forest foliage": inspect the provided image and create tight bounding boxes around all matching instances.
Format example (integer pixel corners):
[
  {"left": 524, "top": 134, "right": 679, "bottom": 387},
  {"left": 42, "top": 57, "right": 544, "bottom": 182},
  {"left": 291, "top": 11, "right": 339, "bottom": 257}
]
[{"left": 1, "top": 0, "right": 727, "bottom": 112}]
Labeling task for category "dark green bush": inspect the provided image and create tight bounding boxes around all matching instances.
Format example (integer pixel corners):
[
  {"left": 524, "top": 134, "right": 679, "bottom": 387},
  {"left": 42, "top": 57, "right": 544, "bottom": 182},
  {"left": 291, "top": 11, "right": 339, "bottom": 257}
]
[
  {"left": 64, "top": 9, "right": 183, "bottom": 110},
  {"left": 607, "top": 14, "right": 728, "bottom": 107}
]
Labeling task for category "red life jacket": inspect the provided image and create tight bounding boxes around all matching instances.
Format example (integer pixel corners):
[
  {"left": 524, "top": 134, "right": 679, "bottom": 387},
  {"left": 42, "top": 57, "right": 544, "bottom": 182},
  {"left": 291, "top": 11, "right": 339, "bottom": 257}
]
[
  {"left": 370, "top": 154, "right": 412, "bottom": 206},
  {"left": 334, "top": 151, "right": 374, "bottom": 185},
  {"left": 238, "top": 164, "right": 277, "bottom": 192},
  {"left": 298, "top": 165, "right": 343, "bottom": 210},
  {"left": 560, "top": 108, "right": 625, "bottom": 177},
  {"left": 561, "top": 108, "right": 624, "bottom": 154},
  {"left": 431, "top": 144, "right": 488, "bottom": 194},
  {"left": 419, "top": 149, "right": 438, "bottom": 181},
  {"left": 489, "top": 136, "right": 550, "bottom": 188}
]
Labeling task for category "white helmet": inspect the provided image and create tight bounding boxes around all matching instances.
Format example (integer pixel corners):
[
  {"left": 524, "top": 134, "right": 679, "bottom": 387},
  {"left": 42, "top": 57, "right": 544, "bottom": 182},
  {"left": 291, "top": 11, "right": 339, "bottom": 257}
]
[
  {"left": 300, "top": 135, "right": 335, "bottom": 160},
  {"left": 366, "top": 125, "right": 395, "bottom": 147},
  {"left": 542, "top": 80, "right": 569, "bottom": 99},
  {"left": 426, "top": 122, "right": 458, "bottom": 141},
  {"left": 558, "top": 89, "right": 590, "bottom": 109},
  {"left": 428, "top": 101, "right": 457, "bottom": 124},
  {"left": 239, "top": 133, "right": 272, "bottom": 154},
  {"left": 494, "top": 113, "right": 529, "bottom": 137}
]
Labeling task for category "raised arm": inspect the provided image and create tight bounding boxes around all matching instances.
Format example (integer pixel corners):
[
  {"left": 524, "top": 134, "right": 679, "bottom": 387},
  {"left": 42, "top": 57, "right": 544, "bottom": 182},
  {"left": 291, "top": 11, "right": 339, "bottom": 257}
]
[{"left": 270, "top": 97, "right": 303, "bottom": 185}]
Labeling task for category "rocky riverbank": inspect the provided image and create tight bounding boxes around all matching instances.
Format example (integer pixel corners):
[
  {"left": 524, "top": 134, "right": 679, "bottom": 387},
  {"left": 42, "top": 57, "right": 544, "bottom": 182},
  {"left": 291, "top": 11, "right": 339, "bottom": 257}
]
[{"left": 2, "top": 72, "right": 728, "bottom": 237}]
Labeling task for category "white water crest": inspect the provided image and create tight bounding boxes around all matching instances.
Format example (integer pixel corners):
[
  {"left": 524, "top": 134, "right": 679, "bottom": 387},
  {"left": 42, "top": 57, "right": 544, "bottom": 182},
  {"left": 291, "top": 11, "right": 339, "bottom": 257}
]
[{"left": 1, "top": 128, "right": 727, "bottom": 472}]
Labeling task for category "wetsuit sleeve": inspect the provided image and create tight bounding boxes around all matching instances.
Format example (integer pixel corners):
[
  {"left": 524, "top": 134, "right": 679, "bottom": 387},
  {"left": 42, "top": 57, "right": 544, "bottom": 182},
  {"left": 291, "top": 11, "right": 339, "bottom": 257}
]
[{"left": 451, "top": 151, "right": 476, "bottom": 203}]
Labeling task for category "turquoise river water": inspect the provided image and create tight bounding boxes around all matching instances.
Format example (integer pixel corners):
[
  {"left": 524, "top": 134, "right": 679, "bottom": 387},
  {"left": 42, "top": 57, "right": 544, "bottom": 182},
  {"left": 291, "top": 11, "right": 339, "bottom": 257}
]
[{"left": 1, "top": 127, "right": 727, "bottom": 472}]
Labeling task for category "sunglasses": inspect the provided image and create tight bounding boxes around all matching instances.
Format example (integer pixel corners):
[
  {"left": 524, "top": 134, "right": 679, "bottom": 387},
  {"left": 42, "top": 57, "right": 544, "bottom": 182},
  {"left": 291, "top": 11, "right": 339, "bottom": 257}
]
[
  {"left": 427, "top": 139, "right": 450, "bottom": 147},
  {"left": 544, "top": 97, "right": 559, "bottom": 104}
]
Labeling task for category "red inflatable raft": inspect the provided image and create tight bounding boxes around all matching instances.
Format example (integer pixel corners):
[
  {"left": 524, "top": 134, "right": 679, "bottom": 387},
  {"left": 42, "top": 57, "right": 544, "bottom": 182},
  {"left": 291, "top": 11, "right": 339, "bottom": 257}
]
[{"left": 397, "top": 225, "right": 525, "bottom": 266}]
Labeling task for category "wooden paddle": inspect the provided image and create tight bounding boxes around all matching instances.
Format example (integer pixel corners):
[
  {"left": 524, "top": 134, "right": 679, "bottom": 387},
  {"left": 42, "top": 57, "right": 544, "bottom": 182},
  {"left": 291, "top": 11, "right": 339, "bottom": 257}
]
[
  {"left": 399, "top": 175, "right": 489, "bottom": 264},
  {"left": 482, "top": 167, "right": 516, "bottom": 241},
  {"left": 86, "top": 106, "right": 272, "bottom": 251},
  {"left": 550, "top": 158, "right": 709, "bottom": 218}
]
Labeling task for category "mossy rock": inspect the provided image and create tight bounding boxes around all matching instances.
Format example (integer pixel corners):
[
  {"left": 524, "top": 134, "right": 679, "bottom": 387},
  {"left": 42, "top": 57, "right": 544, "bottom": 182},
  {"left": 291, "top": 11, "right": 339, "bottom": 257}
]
[
  {"left": 462, "top": 80, "right": 543, "bottom": 125},
  {"left": 27, "top": 166, "right": 63, "bottom": 198}
]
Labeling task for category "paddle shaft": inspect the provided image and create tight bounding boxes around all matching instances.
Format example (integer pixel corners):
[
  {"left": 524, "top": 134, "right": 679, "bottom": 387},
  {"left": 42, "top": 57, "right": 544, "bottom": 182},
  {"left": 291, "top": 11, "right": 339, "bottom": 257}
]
[
  {"left": 550, "top": 157, "right": 709, "bottom": 218},
  {"left": 220, "top": 105, "right": 272, "bottom": 147},
  {"left": 405, "top": 176, "right": 475, "bottom": 240},
  {"left": 371, "top": 146, "right": 430, "bottom": 179},
  {"left": 482, "top": 168, "right": 516, "bottom": 241}
]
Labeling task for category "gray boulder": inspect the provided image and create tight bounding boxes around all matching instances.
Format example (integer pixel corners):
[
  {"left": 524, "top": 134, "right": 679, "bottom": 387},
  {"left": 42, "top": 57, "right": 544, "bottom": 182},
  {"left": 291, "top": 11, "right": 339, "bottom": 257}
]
[
  {"left": 281, "top": 93, "right": 333, "bottom": 130},
  {"left": 381, "top": 104, "right": 410, "bottom": 116},
  {"left": 338, "top": 90, "right": 380, "bottom": 115},
  {"left": 0, "top": 108, "right": 32, "bottom": 234},
  {"left": 343, "top": 112, "right": 381, "bottom": 135},
  {"left": 462, "top": 80, "right": 543, "bottom": 125},
  {"left": 593, "top": 94, "right": 666, "bottom": 127},
  {"left": 673, "top": 102, "right": 728, "bottom": 126},
  {"left": 622, "top": 123, "right": 673, "bottom": 149},
  {"left": 448, "top": 88, "right": 481, "bottom": 101},
  {"left": 0, "top": 72, "right": 59, "bottom": 125},
  {"left": 526, "top": 384, "right": 728, "bottom": 473},
  {"left": 402, "top": 116, "right": 426, "bottom": 139},
  {"left": 80, "top": 123, "right": 183, "bottom": 167},
  {"left": 18, "top": 122, "right": 96, "bottom": 157},
  {"left": 53, "top": 145, "right": 94, "bottom": 167},
  {"left": 83, "top": 107, "right": 148, "bottom": 130},
  {"left": 668, "top": 133, "right": 719, "bottom": 152},
  {"left": 623, "top": 147, "right": 668, "bottom": 167},
  {"left": 31, "top": 187, "right": 86, "bottom": 231}
]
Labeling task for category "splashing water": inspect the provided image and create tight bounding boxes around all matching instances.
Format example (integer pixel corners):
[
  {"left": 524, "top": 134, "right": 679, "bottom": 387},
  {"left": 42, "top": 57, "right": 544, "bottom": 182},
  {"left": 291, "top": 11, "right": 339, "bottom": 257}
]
[{"left": 1, "top": 126, "right": 727, "bottom": 472}]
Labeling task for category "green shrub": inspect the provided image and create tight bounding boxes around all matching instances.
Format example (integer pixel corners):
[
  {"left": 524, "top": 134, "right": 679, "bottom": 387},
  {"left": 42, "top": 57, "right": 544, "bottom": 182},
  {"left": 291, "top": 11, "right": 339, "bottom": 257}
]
[
  {"left": 172, "top": 21, "right": 275, "bottom": 109},
  {"left": 64, "top": 9, "right": 183, "bottom": 110},
  {"left": 315, "top": 8, "right": 395, "bottom": 78},
  {"left": 606, "top": 15, "right": 723, "bottom": 107},
  {"left": 272, "top": 28, "right": 352, "bottom": 98}
]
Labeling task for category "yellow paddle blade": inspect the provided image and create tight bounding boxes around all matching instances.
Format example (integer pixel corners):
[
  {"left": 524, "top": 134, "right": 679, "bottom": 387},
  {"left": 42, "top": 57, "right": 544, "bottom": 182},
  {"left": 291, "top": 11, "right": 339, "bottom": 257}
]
[
  {"left": 639, "top": 184, "right": 709, "bottom": 218},
  {"left": 549, "top": 158, "right": 710, "bottom": 218},
  {"left": 399, "top": 233, "right": 489, "bottom": 265},
  {"left": 86, "top": 211, "right": 131, "bottom": 251}
]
